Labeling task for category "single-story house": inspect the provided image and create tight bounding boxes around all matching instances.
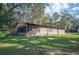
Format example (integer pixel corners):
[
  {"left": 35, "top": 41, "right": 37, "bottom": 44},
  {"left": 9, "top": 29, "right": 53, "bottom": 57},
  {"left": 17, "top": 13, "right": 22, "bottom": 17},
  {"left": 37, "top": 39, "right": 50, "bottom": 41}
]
[
  {"left": 11, "top": 22, "right": 65, "bottom": 36},
  {"left": 78, "top": 28, "right": 79, "bottom": 33}
]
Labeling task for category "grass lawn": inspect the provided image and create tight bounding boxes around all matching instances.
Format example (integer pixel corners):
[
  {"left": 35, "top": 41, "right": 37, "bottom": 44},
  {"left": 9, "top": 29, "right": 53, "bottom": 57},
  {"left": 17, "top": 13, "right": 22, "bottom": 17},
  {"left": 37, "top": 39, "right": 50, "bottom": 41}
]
[{"left": 0, "top": 32, "right": 79, "bottom": 55}]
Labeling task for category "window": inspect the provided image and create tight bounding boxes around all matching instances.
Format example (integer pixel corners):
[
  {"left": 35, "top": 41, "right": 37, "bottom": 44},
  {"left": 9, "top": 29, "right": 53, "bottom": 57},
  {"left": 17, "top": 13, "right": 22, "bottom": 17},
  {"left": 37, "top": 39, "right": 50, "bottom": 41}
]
[{"left": 48, "top": 28, "right": 53, "bottom": 32}]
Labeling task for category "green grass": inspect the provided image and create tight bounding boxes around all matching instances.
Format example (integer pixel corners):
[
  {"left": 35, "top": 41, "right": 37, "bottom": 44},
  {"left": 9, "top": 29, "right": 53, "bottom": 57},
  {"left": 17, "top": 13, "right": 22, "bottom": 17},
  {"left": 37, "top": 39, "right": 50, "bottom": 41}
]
[{"left": 0, "top": 32, "right": 79, "bottom": 55}]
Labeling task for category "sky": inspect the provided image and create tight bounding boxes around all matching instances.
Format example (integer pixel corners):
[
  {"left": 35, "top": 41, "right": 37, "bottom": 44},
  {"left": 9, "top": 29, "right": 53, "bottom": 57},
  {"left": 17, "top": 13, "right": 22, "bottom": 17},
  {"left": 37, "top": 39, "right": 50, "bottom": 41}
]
[{"left": 45, "top": 3, "right": 79, "bottom": 18}]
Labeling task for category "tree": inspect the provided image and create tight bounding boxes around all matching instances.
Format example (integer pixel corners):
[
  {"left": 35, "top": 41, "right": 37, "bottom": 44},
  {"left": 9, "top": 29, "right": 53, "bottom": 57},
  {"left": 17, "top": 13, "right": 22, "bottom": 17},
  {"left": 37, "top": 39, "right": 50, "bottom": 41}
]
[
  {"left": 0, "top": 3, "right": 16, "bottom": 31},
  {"left": 69, "top": 17, "right": 79, "bottom": 32},
  {"left": 59, "top": 13, "right": 74, "bottom": 32},
  {"left": 11, "top": 3, "right": 48, "bottom": 24},
  {"left": 0, "top": 3, "right": 48, "bottom": 31}
]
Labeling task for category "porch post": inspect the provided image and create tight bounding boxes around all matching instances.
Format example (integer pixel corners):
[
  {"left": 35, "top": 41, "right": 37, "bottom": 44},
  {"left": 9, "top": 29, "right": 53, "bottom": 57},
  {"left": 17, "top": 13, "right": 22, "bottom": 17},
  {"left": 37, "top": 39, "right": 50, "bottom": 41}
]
[{"left": 26, "top": 24, "right": 27, "bottom": 36}]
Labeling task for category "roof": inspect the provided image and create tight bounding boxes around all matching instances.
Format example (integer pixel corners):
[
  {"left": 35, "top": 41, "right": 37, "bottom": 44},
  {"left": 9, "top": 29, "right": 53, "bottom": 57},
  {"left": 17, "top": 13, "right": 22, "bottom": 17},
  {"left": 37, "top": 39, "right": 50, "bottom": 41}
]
[
  {"left": 27, "top": 23, "right": 65, "bottom": 29},
  {"left": 12, "top": 22, "right": 65, "bottom": 29}
]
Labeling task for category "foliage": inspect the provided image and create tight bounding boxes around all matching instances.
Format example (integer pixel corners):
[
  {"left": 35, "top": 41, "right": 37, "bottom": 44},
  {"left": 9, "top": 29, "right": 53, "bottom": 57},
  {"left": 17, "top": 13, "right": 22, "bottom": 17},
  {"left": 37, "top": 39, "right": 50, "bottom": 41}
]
[
  {"left": 0, "top": 3, "right": 48, "bottom": 27},
  {"left": 0, "top": 3, "right": 79, "bottom": 33}
]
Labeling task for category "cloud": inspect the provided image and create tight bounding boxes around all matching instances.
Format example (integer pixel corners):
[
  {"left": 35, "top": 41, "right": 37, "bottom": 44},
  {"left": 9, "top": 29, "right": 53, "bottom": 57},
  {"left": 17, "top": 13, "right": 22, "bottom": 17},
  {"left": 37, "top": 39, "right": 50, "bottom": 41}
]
[
  {"left": 76, "top": 15, "right": 79, "bottom": 18},
  {"left": 45, "top": 6, "right": 51, "bottom": 15},
  {"left": 61, "top": 3, "right": 70, "bottom": 9},
  {"left": 45, "top": 3, "right": 70, "bottom": 16},
  {"left": 72, "top": 7, "right": 79, "bottom": 11},
  {"left": 69, "top": 6, "right": 79, "bottom": 17},
  {"left": 51, "top": 3, "right": 62, "bottom": 14},
  {"left": 45, "top": 3, "right": 79, "bottom": 19}
]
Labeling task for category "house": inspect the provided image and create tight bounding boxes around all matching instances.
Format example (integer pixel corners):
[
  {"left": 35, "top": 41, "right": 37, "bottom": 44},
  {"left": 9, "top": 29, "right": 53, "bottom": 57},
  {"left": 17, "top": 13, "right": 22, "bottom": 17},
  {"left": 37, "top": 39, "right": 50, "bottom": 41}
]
[
  {"left": 12, "top": 22, "right": 65, "bottom": 36},
  {"left": 78, "top": 28, "right": 79, "bottom": 33}
]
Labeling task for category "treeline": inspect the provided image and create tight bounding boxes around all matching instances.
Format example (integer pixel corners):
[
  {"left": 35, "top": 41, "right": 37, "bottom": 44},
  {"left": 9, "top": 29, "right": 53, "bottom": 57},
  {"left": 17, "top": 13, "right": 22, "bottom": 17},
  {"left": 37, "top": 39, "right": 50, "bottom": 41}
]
[{"left": 0, "top": 3, "right": 79, "bottom": 32}]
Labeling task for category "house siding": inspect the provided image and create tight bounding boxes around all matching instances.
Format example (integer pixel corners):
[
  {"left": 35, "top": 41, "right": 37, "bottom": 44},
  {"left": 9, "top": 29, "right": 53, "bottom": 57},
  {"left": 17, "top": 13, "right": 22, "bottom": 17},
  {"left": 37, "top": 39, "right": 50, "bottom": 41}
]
[
  {"left": 48, "top": 28, "right": 58, "bottom": 34},
  {"left": 58, "top": 29, "right": 65, "bottom": 34},
  {"left": 32, "top": 27, "right": 65, "bottom": 35},
  {"left": 39, "top": 27, "right": 48, "bottom": 35},
  {"left": 13, "top": 23, "right": 65, "bottom": 35}
]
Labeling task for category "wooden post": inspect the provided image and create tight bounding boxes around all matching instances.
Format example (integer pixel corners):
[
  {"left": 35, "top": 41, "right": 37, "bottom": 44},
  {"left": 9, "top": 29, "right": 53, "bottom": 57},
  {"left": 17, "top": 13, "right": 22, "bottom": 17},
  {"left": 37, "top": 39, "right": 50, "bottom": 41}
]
[
  {"left": 47, "top": 27, "right": 48, "bottom": 35},
  {"left": 25, "top": 26, "right": 27, "bottom": 36},
  {"left": 57, "top": 28, "right": 59, "bottom": 34}
]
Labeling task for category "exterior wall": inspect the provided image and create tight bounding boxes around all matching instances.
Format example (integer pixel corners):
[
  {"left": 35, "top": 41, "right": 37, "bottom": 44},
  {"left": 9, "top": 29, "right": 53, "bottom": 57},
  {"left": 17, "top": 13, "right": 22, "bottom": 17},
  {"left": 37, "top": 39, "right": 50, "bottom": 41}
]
[
  {"left": 31, "top": 27, "right": 65, "bottom": 36},
  {"left": 31, "top": 27, "right": 48, "bottom": 36},
  {"left": 39, "top": 27, "right": 48, "bottom": 35},
  {"left": 58, "top": 29, "right": 65, "bottom": 34},
  {"left": 13, "top": 23, "right": 65, "bottom": 35},
  {"left": 78, "top": 28, "right": 79, "bottom": 33},
  {"left": 47, "top": 29, "right": 65, "bottom": 34},
  {"left": 28, "top": 27, "right": 65, "bottom": 35},
  {"left": 48, "top": 28, "right": 58, "bottom": 34},
  {"left": 32, "top": 28, "right": 40, "bottom": 35}
]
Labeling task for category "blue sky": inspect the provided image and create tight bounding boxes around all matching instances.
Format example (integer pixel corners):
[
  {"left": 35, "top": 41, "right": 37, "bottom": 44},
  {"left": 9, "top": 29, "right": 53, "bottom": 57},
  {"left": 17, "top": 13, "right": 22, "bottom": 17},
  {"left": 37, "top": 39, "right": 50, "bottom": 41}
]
[{"left": 45, "top": 3, "right": 79, "bottom": 18}]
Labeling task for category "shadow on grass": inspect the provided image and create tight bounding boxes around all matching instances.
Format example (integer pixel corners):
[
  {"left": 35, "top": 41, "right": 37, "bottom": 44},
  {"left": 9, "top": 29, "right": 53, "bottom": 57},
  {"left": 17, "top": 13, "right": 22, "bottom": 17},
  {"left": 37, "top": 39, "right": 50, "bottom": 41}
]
[{"left": 0, "top": 33, "right": 79, "bottom": 55}]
